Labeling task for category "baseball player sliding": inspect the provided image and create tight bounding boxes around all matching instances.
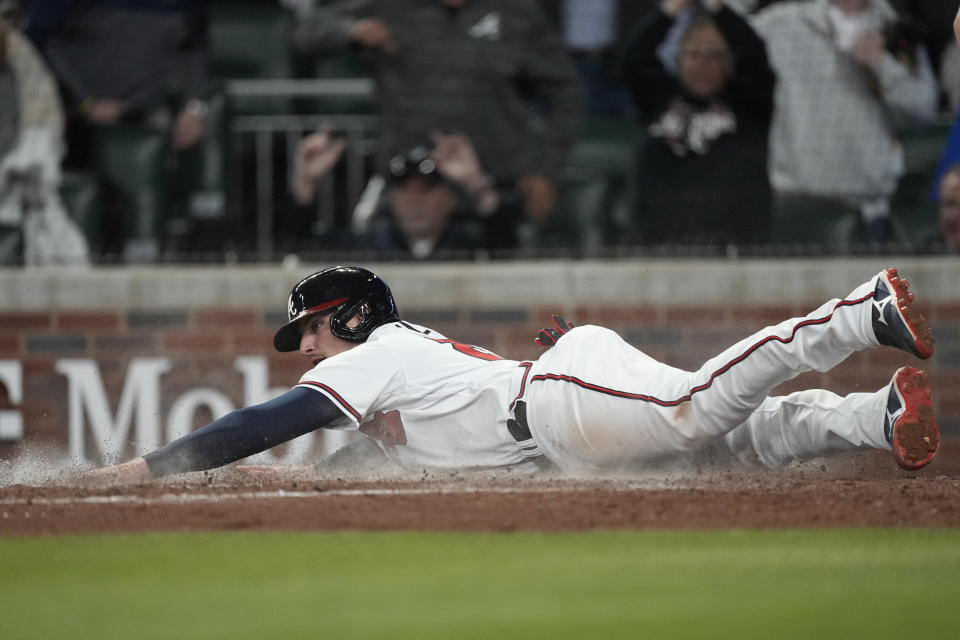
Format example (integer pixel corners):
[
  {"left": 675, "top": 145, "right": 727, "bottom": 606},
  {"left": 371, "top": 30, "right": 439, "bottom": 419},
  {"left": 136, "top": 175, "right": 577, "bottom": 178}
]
[{"left": 87, "top": 265, "right": 939, "bottom": 482}]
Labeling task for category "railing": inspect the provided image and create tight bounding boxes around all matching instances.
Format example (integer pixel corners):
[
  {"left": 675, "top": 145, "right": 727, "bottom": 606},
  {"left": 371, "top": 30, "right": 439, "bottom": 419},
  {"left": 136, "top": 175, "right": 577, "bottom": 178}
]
[{"left": 223, "top": 79, "right": 380, "bottom": 261}]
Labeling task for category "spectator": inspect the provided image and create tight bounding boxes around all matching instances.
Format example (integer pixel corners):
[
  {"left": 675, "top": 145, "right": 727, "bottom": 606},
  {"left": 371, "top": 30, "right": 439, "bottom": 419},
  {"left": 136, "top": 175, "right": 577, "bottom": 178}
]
[
  {"left": 928, "top": 109, "right": 960, "bottom": 202},
  {"left": 287, "top": 129, "right": 514, "bottom": 260},
  {"left": 292, "top": 0, "right": 586, "bottom": 230},
  {"left": 887, "top": 2, "right": 956, "bottom": 81},
  {"left": 752, "top": 0, "right": 939, "bottom": 244},
  {"left": 538, "top": 0, "right": 643, "bottom": 117},
  {"left": 0, "top": 0, "right": 89, "bottom": 266},
  {"left": 620, "top": 0, "right": 775, "bottom": 247},
  {"left": 28, "top": 0, "right": 211, "bottom": 262},
  {"left": 935, "top": 162, "right": 960, "bottom": 250}
]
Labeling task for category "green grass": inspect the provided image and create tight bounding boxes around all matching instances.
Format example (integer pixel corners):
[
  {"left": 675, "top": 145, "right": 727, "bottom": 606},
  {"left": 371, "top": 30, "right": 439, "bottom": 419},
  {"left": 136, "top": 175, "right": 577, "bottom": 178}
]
[{"left": 1, "top": 529, "right": 959, "bottom": 639}]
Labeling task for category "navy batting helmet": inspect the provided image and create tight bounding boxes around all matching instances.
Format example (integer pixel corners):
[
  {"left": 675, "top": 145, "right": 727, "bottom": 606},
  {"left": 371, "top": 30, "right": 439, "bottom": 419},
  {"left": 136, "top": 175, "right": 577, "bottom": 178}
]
[{"left": 273, "top": 266, "right": 400, "bottom": 352}]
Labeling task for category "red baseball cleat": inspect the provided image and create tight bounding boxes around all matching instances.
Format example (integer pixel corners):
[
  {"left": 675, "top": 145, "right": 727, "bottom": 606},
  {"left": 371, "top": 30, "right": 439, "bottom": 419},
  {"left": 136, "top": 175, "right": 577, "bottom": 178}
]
[
  {"left": 884, "top": 366, "right": 940, "bottom": 470},
  {"left": 872, "top": 268, "right": 934, "bottom": 359}
]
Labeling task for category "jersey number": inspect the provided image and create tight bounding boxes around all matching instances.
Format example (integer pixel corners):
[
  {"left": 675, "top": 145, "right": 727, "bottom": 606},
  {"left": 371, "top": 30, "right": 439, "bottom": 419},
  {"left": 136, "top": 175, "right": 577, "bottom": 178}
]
[{"left": 430, "top": 338, "right": 502, "bottom": 361}]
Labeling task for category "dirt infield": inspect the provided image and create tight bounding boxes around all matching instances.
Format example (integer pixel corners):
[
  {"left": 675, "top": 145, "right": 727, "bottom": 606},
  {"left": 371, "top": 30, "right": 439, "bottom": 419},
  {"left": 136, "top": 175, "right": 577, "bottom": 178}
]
[{"left": 2, "top": 440, "right": 959, "bottom": 535}]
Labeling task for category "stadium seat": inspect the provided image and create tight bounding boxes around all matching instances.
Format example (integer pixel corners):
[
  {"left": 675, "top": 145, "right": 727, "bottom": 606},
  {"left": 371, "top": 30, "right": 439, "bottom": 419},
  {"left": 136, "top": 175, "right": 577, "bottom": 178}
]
[
  {"left": 301, "top": 52, "right": 377, "bottom": 115},
  {"left": 528, "top": 168, "right": 613, "bottom": 254},
  {"left": 561, "top": 116, "right": 638, "bottom": 249},
  {"left": 770, "top": 195, "right": 864, "bottom": 248},
  {"left": 888, "top": 118, "right": 953, "bottom": 244},
  {"left": 208, "top": 2, "right": 295, "bottom": 114}
]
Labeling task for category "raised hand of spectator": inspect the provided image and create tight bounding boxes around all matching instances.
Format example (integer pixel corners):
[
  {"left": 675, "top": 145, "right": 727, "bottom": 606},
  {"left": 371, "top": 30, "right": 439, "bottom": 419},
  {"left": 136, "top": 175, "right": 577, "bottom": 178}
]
[
  {"left": 292, "top": 130, "right": 347, "bottom": 205},
  {"left": 851, "top": 30, "right": 885, "bottom": 68},
  {"left": 660, "top": 0, "right": 694, "bottom": 17},
  {"left": 661, "top": 0, "right": 724, "bottom": 17},
  {"left": 955, "top": 5, "right": 960, "bottom": 56},
  {"left": 84, "top": 98, "right": 125, "bottom": 124},
  {"left": 171, "top": 105, "right": 207, "bottom": 152},
  {"left": 518, "top": 173, "right": 557, "bottom": 223},
  {"left": 350, "top": 18, "right": 398, "bottom": 54},
  {"left": 429, "top": 130, "right": 498, "bottom": 214}
]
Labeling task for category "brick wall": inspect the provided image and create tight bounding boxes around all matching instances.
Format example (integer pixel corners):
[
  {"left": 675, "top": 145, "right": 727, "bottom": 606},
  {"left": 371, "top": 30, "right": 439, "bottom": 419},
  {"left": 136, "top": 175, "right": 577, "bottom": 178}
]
[{"left": 1, "top": 258, "right": 958, "bottom": 465}]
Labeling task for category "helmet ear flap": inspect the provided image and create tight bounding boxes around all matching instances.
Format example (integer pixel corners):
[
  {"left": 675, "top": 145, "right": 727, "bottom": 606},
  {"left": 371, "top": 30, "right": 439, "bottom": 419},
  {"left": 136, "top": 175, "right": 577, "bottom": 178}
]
[{"left": 330, "top": 298, "right": 377, "bottom": 342}]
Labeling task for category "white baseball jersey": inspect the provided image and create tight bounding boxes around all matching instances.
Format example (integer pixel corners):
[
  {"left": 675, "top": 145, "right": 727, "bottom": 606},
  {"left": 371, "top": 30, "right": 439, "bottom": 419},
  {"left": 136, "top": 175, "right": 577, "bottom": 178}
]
[{"left": 296, "top": 321, "right": 530, "bottom": 469}]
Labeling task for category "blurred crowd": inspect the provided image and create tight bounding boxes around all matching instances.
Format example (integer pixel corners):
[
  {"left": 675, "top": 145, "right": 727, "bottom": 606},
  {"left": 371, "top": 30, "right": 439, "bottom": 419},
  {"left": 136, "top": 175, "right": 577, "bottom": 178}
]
[{"left": 2, "top": 0, "right": 960, "bottom": 265}]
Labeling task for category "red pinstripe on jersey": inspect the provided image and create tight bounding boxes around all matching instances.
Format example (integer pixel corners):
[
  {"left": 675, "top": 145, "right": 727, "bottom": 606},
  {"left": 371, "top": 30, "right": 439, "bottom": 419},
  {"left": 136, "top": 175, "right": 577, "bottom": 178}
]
[
  {"left": 297, "top": 381, "right": 361, "bottom": 421},
  {"left": 529, "top": 292, "right": 875, "bottom": 407}
]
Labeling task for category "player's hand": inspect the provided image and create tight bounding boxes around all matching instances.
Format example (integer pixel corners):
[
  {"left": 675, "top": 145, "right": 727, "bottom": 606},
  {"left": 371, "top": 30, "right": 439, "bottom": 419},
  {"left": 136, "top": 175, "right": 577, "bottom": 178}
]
[
  {"left": 350, "top": 18, "right": 398, "bottom": 54},
  {"left": 78, "top": 457, "right": 152, "bottom": 485},
  {"left": 535, "top": 315, "right": 575, "bottom": 348}
]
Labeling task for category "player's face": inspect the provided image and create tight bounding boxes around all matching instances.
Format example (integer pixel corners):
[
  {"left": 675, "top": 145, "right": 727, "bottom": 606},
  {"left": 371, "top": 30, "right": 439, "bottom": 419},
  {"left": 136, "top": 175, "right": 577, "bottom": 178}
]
[{"left": 297, "top": 312, "right": 357, "bottom": 366}]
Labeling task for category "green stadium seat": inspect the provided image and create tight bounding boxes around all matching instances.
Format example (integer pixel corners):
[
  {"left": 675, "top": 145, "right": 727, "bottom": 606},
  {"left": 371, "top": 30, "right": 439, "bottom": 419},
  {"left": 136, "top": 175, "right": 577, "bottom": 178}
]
[
  {"left": 770, "top": 195, "right": 864, "bottom": 248},
  {"left": 303, "top": 52, "right": 377, "bottom": 115},
  {"left": 567, "top": 116, "right": 637, "bottom": 184},
  {"left": 529, "top": 168, "right": 613, "bottom": 253},
  {"left": 208, "top": 3, "right": 295, "bottom": 114}
]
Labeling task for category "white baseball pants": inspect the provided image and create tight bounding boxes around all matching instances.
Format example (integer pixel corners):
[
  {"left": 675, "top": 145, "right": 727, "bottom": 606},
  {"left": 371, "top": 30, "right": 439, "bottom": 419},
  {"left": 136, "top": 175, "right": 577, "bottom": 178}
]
[{"left": 524, "top": 278, "right": 891, "bottom": 471}]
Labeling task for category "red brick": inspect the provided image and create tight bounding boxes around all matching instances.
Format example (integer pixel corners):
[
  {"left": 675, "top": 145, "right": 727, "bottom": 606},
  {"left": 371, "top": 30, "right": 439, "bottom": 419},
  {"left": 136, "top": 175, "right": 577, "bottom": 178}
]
[
  {"left": 230, "top": 330, "right": 276, "bottom": 351},
  {"left": 495, "top": 328, "right": 543, "bottom": 361},
  {"left": 931, "top": 371, "right": 960, "bottom": 388},
  {"left": 730, "top": 305, "right": 799, "bottom": 328},
  {"left": 572, "top": 305, "right": 658, "bottom": 326},
  {"left": 265, "top": 355, "right": 310, "bottom": 385},
  {"left": 0, "top": 335, "right": 19, "bottom": 356},
  {"left": 21, "top": 357, "right": 57, "bottom": 377},
  {"left": 665, "top": 306, "right": 726, "bottom": 325},
  {"left": 92, "top": 334, "right": 157, "bottom": 353},
  {"left": 930, "top": 303, "right": 960, "bottom": 323},
  {"left": 55, "top": 311, "right": 123, "bottom": 331},
  {"left": 194, "top": 308, "right": 261, "bottom": 329},
  {"left": 863, "top": 348, "right": 920, "bottom": 370},
  {"left": 531, "top": 306, "right": 575, "bottom": 325},
  {"left": 0, "top": 313, "right": 51, "bottom": 331},
  {"left": 771, "top": 371, "right": 830, "bottom": 396},
  {"left": 191, "top": 356, "right": 241, "bottom": 378},
  {"left": 162, "top": 331, "right": 228, "bottom": 352}
]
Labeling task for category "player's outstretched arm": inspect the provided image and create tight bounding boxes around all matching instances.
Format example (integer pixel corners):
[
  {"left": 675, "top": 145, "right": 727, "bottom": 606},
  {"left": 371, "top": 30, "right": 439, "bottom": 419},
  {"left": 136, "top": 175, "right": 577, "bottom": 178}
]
[{"left": 80, "top": 388, "right": 344, "bottom": 483}]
